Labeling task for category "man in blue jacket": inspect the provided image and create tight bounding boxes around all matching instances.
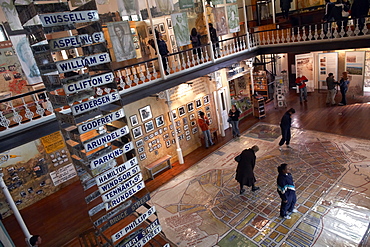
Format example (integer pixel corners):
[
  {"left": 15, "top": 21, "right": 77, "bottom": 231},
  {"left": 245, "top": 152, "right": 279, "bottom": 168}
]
[{"left": 277, "top": 163, "right": 297, "bottom": 219}]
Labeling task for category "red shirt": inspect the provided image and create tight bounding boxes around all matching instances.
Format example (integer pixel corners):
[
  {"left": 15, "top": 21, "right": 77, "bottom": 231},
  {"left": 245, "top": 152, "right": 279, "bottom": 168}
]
[
  {"left": 198, "top": 117, "right": 210, "bottom": 131},
  {"left": 295, "top": 76, "right": 308, "bottom": 89}
]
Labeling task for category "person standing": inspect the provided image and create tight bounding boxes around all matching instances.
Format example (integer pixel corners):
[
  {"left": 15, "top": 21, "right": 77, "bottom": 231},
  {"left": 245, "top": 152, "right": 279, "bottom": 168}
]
[
  {"left": 29, "top": 235, "right": 42, "bottom": 246},
  {"left": 156, "top": 31, "right": 170, "bottom": 75},
  {"left": 280, "top": 0, "right": 292, "bottom": 19},
  {"left": 295, "top": 74, "right": 308, "bottom": 103},
  {"left": 278, "top": 108, "right": 295, "bottom": 151},
  {"left": 338, "top": 71, "right": 350, "bottom": 106},
  {"left": 235, "top": 145, "right": 260, "bottom": 194},
  {"left": 198, "top": 111, "right": 214, "bottom": 148},
  {"left": 208, "top": 23, "right": 219, "bottom": 57},
  {"left": 323, "top": 0, "right": 335, "bottom": 33},
  {"left": 351, "top": 0, "right": 370, "bottom": 33},
  {"left": 190, "top": 28, "right": 202, "bottom": 60},
  {"left": 326, "top": 73, "right": 338, "bottom": 105},
  {"left": 228, "top": 105, "right": 241, "bottom": 138},
  {"left": 277, "top": 163, "right": 297, "bottom": 219}
]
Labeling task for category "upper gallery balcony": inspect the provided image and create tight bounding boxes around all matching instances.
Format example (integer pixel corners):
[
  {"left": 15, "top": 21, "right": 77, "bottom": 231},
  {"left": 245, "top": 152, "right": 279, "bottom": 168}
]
[{"left": 0, "top": 15, "right": 369, "bottom": 152}]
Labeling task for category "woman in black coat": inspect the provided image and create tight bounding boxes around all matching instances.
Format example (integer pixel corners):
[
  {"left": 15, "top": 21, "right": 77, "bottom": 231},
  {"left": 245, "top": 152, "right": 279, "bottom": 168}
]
[
  {"left": 235, "top": 145, "right": 260, "bottom": 194},
  {"left": 351, "top": 0, "right": 370, "bottom": 32}
]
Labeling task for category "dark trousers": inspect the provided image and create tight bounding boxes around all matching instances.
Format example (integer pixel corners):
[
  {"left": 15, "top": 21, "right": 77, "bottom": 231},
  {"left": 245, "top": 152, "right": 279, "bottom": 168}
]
[
  {"left": 161, "top": 56, "right": 168, "bottom": 74},
  {"left": 279, "top": 127, "right": 291, "bottom": 146},
  {"left": 340, "top": 87, "right": 347, "bottom": 105},
  {"left": 280, "top": 192, "right": 297, "bottom": 217}
]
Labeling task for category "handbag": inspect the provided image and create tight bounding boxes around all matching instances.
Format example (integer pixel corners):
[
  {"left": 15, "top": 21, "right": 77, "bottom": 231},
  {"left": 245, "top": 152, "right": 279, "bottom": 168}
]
[
  {"left": 342, "top": 10, "right": 349, "bottom": 17},
  {"left": 227, "top": 117, "right": 232, "bottom": 123},
  {"left": 234, "top": 154, "right": 241, "bottom": 162}
]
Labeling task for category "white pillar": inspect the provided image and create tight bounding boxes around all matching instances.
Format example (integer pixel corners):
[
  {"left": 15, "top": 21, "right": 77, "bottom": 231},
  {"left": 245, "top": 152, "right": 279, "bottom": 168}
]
[
  {"left": 250, "top": 66, "right": 255, "bottom": 95},
  {"left": 214, "top": 90, "right": 226, "bottom": 137},
  {"left": 0, "top": 173, "right": 31, "bottom": 246},
  {"left": 271, "top": 0, "right": 276, "bottom": 24},
  {"left": 165, "top": 90, "right": 184, "bottom": 164},
  {"left": 242, "top": 0, "right": 251, "bottom": 50}
]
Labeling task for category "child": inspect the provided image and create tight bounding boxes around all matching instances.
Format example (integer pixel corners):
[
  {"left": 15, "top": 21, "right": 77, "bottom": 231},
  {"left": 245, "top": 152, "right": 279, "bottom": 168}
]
[{"left": 277, "top": 163, "right": 297, "bottom": 219}]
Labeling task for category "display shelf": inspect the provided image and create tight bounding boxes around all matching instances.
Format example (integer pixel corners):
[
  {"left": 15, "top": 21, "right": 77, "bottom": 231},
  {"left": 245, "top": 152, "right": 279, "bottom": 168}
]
[
  {"left": 253, "top": 96, "right": 266, "bottom": 119},
  {"left": 252, "top": 71, "right": 268, "bottom": 99}
]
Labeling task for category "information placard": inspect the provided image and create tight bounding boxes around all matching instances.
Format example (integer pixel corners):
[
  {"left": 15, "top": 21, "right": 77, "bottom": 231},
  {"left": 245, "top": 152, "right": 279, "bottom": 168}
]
[{"left": 39, "top": 10, "right": 99, "bottom": 27}]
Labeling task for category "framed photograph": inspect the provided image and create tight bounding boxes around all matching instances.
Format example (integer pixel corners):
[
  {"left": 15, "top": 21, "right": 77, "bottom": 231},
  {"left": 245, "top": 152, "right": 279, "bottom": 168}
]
[
  {"left": 183, "top": 117, "right": 188, "bottom": 125},
  {"left": 177, "top": 128, "right": 181, "bottom": 134},
  {"left": 184, "top": 125, "right": 189, "bottom": 130},
  {"left": 203, "top": 95, "right": 210, "bottom": 105},
  {"left": 132, "top": 126, "right": 143, "bottom": 139},
  {"left": 192, "top": 127, "right": 198, "bottom": 134},
  {"left": 178, "top": 106, "right": 186, "bottom": 117},
  {"left": 163, "top": 127, "right": 168, "bottom": 132},
  {"left": 205, "top": 106, "right": 210, "bottom": 111},
  {"left": 149, "top": 133, "right": 154, "bottom": 139},
  {"left": 154, "top": 131, "right": 159, "bottom": 136},
  {"left": 186, "top": 135, "right": 191, "bottom": 141},
  {"left": 149, "top": 148, "right": 153, "bottom": 152},
  {"left": 151, "top": 140, "right": 157, "bottom": 145},
  {"left": 138, "top": 147, "right": 144, "bottom": 153},
  {"left": 148, "top": 142, "right": 152, "bottom": 148},
  {"left": 148, "top": 26, "right": 153, "bottom": 35},
  {"left": 185, "top": 130, "right": 190, "bottom": 135},
  {"left": 166, "top": 18, "right": 172, "bottom": 29},
  {"left": 155, "top": 115, "right": 165, "bottom": 128},
  {"left": 176, "top": 120, "right": 181, "bottom": 127},
  {"left": 130, "top": 115, "right": 139, "bottom": 127},
  {"left": 187, "top": 102, "right": 194, "bottom": 112},
  {"left": 139, "top": 105, "right": 153, "bottom": 122},
  {"left": 166, "top": 140, "right": 171, "bottom": 148},
  {"left": 159, "top": 23, "right": 165, "bottom": 33},
  {"left": 196, "top": 99, "right": 202, "bottom": 108},
  {"left": 209, "top": 118, "right": 213, "bottom": 124},
  {"left": 207, "top": 112, "right": 211, "bottom": 118},
  {"left": 145, "top": 120, "right": 155, "bottom": 133},
  {"left": 136, "top": 139, "right": 144, "bottom": 147},
  {"left": 154, "top": 24, "right": 159, "bottom": 33},
  {"left": 172, "top": 139, "right": 176, "bottom": 144},
  {"left": 191, "top": 121, "right": 196, "bottom": 126},
  {"left": 171, "top": 131, "right": 175, "bottom": 137},
  {"left": 169, "top": 124, "right": 174, "bottom": 130},
  {"left": 189, "top": 114, "right": 195, "bottom": 120},
  {"left": 163, "top": 133, "right": 169, "bottom": 140},
  {"left": 159, "top": 128, "right": 163, "bottom": 134},
  {"left": 168, "top": 110, "right": 177, "bottom": 120},
  {"left": 140, "top": 153, "right": 147, "bottom": 161}
]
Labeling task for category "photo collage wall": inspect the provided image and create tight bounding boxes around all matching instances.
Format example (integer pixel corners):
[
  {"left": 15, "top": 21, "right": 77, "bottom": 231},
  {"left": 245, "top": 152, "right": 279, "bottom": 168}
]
[{"left": 128, "top": 94, "right": 214, "bottom": 177}]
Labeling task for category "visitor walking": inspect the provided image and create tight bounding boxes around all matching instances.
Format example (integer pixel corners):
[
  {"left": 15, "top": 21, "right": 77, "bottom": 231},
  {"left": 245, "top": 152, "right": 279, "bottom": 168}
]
[
  {"left": 277, "top": 163, "right": 298, "bottom": 219},
  {"left": 228, "top": 105, "right": 241, "bottom": 138},
  {"left": 278, "top": 108, "right": 295, "bottom": 151},
  {"left": 235, "top": 145, "right": 260, "bottom": 194}
]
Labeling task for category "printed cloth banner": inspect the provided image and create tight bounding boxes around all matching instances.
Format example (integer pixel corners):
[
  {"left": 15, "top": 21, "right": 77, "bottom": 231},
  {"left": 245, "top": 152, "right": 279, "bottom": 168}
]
[
  {"left": 0, "top": 0, "right": 23, "bottom": 30},
  {"left": 9, "top": 35, "right": 42, "bottom": 84},
  {"left": 171, "top": 12, "right": 190, "bottom": 47},
  {"left": 227, "top": 5, "right": 240, "bottom": 33},
  {"left": 179, "top": 0, "right": 193, "bottom": 9},
  {"left": 213, "top": 7, "right": 228, "bottom": 36},
  {"left": 107, "top": 21, "right": 136, "bottom": 62},
  {"left": 117, "top": 0, "right": 139, "bottom": 16},
  {"left": 155, "top": 0, "right": 174, "bottom": 15}
]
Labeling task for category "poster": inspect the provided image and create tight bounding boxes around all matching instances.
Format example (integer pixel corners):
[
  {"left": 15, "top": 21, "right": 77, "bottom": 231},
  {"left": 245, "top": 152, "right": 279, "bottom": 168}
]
[
  {"left": 345, "top": 51, "right": 365, "bottom": 96},
  {"left": 295, "top": 53, "right": 314, "bottom": 92},
  {"left": 171, "top": 12, "right": 190, "bottom": 47},
  {"left": 179, "top": 0, "right": 193, "bottom": 9},
  {"left": 117, "top": 0, "right": 140, "bottom": 16},
  {"left": 0, "top": 131, "right": 75, "bottom": 218},
  {"left": 318, "top": 53, "right": 338, "bottom": 89},
  {"left": 107, "top": 21, "right": 136, "bottom": 62},
  {"left": 9, "top": 35, "right": 42, "bottom": 85},
  {"left": 298, "top": 0, "right": 323, "bottom": 9},
  {"left": 213, "top": 7, "right": 228, "bottom": 36},
  {"left": 155, "top": 0, "right": 174, "bottom": 15},
  {"left": 364, "top": 51, "right": 370, "bottom": 93},
  {"left": 0, "top": 0, "right": 23, "bottom": 31},
  {"left": 226, "top": 5, "right": 240, "bottom": 33}
]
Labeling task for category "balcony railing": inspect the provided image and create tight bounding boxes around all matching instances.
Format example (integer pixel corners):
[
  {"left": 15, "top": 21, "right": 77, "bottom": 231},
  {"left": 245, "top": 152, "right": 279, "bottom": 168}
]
[{"left": 0, "top": 17, "right": 369, "bottom": 135}]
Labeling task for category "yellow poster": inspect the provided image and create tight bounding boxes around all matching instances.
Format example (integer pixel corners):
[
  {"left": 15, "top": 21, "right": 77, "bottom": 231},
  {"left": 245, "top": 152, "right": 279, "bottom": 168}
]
[{"left": 40, "top": 131, "right": 65, "bottom": 153}]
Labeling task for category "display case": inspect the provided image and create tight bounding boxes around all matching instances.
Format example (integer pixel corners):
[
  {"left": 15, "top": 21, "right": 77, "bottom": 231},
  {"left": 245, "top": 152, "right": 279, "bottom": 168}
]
[
  {"left": 252, "top": 71, "right": 268, "bottom": 99},
  {"left": 253, "top": 95, "right": 266, "bottom": 119}
]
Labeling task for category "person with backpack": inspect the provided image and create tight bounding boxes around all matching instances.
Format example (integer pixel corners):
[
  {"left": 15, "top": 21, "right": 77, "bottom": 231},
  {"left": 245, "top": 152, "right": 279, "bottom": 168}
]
[{"left": 190, "top": 28, "right": 202, "bottom": 60}]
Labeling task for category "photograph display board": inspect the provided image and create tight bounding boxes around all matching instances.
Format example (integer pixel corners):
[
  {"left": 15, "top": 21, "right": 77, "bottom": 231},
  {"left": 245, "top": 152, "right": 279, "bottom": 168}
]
[
  {"left": 171, "top": 12, "right": 190, "bottom": 46},
  {"left": 295, "top": 53, "right": 314, "bottom": 92},
  {"left": 226, "top": 5, "right": 240, "bottom": 33},
  {"left": 107, "top": 21, "right": 136, "bottom": 62},
  {"left": 345, "top": 51, "right": 365, "bottom": 96},
  {"left": 364, "top": 51, "right": 370, "bottom": 93},
  {"left": 318, "top": 53, "right": 338, "bottom": 89}
]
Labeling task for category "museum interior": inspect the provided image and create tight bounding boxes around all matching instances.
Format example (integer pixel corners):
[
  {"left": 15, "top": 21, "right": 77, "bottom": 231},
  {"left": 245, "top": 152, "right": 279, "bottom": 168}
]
[{"left": 0, "top": 0, "right": 369, "bottom": 246}]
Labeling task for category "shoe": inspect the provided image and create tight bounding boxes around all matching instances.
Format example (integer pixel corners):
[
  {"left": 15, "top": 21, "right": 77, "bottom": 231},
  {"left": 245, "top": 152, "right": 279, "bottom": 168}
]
[
  {"left": 286, "top": 145, "right": 292, "bottom": 148},
  {"left": 240, "top": 189, "right": 245, "bottom": 194},
  {"left": 338, "top": 103, "right": 344, "bottom": 106},
  {"left": 279, "top": 146, "right": 283, "bottom": 151},
  {"left": 206, "top": 147, "right": 209, "bottom": 149},
  {"left": 284, "top": 215, "right": 291, "bottom": 219},
  {"left": 304, "top": 100, "right": 308, "bottom": 102},
  {"left": 233, "top": 135, "right": 236, "bottom": 138},
  {"left": 237, "top": 134, "right": 240, "bottom": 137},
  {"left": 291, "top": 208, "right": 298, "bottom": 213},
  {"left": 251, "top": 186, "right": 260, "bottom": 192}
]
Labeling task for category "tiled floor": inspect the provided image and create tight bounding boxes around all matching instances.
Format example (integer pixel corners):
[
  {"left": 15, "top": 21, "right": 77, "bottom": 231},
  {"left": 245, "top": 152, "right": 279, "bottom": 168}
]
[{"left": 150, "top": 123, "right": 370, "bottom": 246}]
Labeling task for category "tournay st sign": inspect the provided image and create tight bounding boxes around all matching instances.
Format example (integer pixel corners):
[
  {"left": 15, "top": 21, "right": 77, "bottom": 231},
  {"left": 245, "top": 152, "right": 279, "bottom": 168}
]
[
  {"left": 89, "top": 141, "right": 133, "bottom": 170},
  {"left": 71, "top": 92, "right": 120, "bottom": 116},
  {"left": 112, "top": 206, "right": 156, "bottom": 242},
  {"left": 83, "top": 125, "right": 129, "bottom": 152},
  {"left": 105, "top": 180, "right": 145, "bottom": 211},
  {"left": 56, "top": 52, "right": 110, "bottom": 73},
  {"left": 95, "top": 157, "right": 137, "bottom": 186},
  {"left": 39, "top": 10, "right": 99, "bottom": 27},
  {"left": 49, "top": 32, "right": 105, "bottom": 51},
  {"left": 64, "top": 72, "right": 114, "bottom": 94}
]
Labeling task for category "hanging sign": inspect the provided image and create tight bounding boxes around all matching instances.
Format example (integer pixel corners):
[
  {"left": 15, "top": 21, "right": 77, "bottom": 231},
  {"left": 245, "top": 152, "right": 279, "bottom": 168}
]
[
  {"left": 131, "top": 226, "right": 162, "bottom": 247},
  {"left": 56, "top": 52, "right": 110, "bottom": 73},
  {"left": 94, "top": 199, "right": 133, "bottom": 227},
  {"left": 100, "top": 169, "right": 142, "bottom": 199},
  {"left": 112, "top": 206, "right": 156, "bottom": 242},
  {"left": 49, "top": 32, "right": 105, "bottom": 51},
  {"left": 116, "top": 219, "right": 160, "bottom": 247},
  {"left": 90, "top": 146, "right": 124, "bottom": 169},
  {"left": 64, "top": 72, "right": 114, "bottom": 94},
  {"left": 71, "top": 92, "right": 120, "bottom": 116},
  {"left": 95, "top": 157, "right": 138, "bottom": 186},
  {"left": 39, "top": 10, "right": 99, "bottom": 27},
  {"left": 78, "top": 108, "right": 125, "bottom": 134},
  {"left": 83, "top": 125, "right": 129, "bottom": 152},
  {"left": 105, "top": 180, "right": 145, "bottom": 211}
]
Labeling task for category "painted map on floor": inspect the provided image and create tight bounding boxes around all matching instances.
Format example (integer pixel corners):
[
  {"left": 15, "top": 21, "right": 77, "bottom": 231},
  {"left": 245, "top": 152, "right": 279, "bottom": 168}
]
[{"left": 150, "top": 123, "right": 370, "bottom": 247}]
